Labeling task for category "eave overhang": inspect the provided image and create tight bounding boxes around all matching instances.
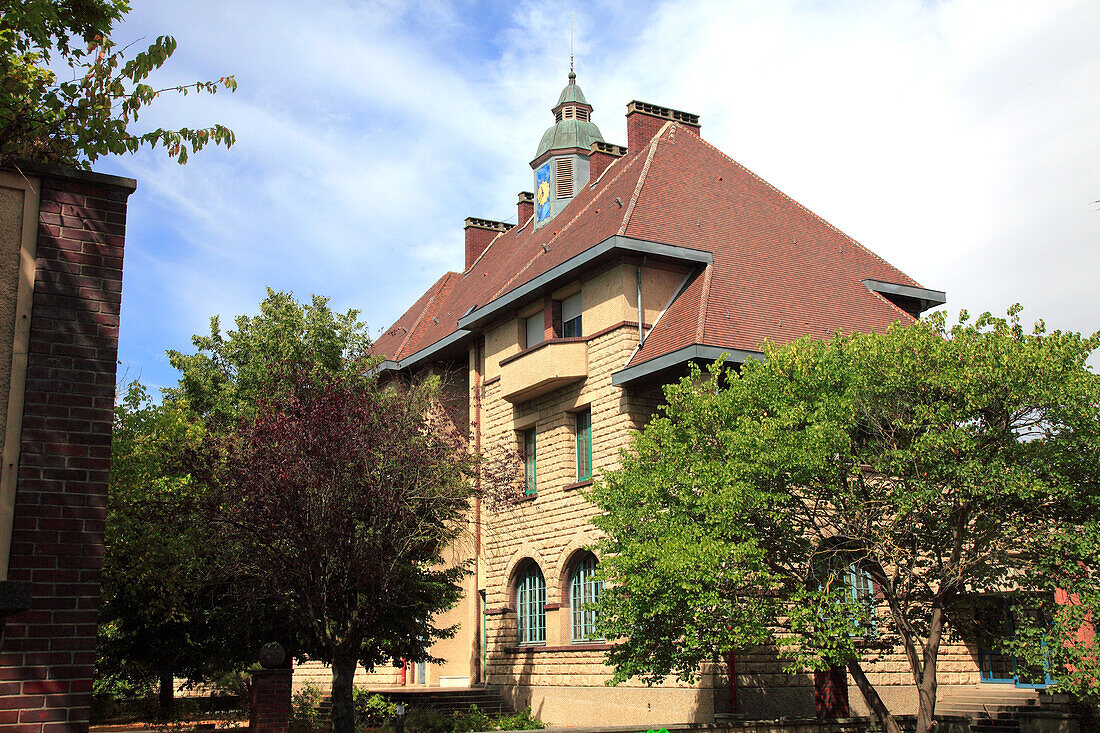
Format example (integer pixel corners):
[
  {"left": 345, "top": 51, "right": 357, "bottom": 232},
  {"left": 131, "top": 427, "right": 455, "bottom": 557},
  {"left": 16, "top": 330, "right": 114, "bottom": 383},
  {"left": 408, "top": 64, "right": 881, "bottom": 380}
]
[
  {"left": 458, "top": 235, "right": 712, "bottom": 331},
  {"left": 375, "top": 236, "right": 711, "bottom": 377},
  {"left": 611, "top": 344, "right": 763, "bottom": 387},
  {"left": 862, "top": 279, "right": 946, "bottom": 314}
]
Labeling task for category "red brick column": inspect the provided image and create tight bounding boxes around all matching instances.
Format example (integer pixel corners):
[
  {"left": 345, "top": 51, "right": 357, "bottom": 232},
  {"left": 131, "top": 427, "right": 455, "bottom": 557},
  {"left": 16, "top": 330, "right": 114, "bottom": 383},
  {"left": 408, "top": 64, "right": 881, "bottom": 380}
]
[
  {"left": 0, "top": 166, "right": 134, "bottom": 733},
  {"left": 249, "top": 670, "right": 292, "bottom": 733}
]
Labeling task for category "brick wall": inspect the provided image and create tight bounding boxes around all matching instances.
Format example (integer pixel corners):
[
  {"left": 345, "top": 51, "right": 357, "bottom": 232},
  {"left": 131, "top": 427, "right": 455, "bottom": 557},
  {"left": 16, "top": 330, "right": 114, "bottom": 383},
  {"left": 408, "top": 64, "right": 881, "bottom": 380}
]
[{"left": 0, "top": 166, "right": 133, "bottom": 733}]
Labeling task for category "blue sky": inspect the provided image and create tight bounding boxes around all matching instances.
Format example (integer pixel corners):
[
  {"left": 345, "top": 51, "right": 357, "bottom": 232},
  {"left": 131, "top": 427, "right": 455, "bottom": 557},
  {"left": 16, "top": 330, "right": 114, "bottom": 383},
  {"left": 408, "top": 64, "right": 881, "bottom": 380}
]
[{"left": 95, "top": 0, "right": 1100, "bottom": 391}]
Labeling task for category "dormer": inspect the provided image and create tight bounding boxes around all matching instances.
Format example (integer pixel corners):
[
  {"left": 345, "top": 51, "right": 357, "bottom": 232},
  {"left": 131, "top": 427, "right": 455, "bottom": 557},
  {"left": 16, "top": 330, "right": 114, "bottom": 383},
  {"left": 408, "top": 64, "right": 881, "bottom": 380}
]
[{"left": 531, "top": 71, "right": 604, "bottom": 229}]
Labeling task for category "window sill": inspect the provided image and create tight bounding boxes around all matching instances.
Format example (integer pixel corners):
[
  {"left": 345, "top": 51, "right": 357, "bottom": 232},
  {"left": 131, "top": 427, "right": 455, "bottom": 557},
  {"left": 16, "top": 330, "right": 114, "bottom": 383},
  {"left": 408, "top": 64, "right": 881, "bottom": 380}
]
[
  {"left": 563, "top": 479, "right": 592, "bottom": 491},
  {"left": 505, "top": 643, "right": 613, "bottom": 654},
  {"left": 514, "top": 492, "right": 537, "bottom": 503}
]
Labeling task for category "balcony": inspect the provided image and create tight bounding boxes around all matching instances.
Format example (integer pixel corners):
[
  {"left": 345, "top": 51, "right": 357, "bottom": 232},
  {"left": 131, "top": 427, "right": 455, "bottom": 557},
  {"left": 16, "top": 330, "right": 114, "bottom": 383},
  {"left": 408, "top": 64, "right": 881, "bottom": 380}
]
[{"left": 499, "top": 338, "right": 588, "bottom": 403}]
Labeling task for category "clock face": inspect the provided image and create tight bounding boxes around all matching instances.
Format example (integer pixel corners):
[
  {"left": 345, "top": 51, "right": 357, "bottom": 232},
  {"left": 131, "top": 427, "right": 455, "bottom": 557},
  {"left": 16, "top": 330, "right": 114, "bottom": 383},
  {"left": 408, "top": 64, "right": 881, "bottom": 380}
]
[{"left": 536, "top": 163, "right": 552, "bottom": 223}]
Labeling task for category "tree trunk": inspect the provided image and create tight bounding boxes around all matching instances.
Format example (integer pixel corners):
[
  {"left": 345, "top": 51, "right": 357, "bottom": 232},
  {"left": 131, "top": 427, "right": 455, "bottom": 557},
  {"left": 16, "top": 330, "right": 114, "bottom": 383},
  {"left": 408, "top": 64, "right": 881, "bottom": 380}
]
[
  {"left": 158, "top": 671, "right": 175, "bottom": 718},
  {"left": 847, "top": 659, "right": 901, "bottom": 733},
  {"left": 916, "top": 603, "right": 948, "bottom": 733},
  {"left": 330, "top": 656, "right": 358, "bottom": 733}
]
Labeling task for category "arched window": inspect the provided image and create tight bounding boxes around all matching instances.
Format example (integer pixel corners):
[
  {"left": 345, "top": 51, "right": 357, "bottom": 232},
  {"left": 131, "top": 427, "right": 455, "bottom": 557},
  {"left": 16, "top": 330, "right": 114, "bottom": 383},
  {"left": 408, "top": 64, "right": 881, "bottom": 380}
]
[
  {"left": 516, "top": 564, "right": 546, "bottom": 645},
  {"left": 844, "top": 564, "right": 876, "bottom": 638},
  {"left": 570, "top": 554, "right": 603, "bottom": 642}
]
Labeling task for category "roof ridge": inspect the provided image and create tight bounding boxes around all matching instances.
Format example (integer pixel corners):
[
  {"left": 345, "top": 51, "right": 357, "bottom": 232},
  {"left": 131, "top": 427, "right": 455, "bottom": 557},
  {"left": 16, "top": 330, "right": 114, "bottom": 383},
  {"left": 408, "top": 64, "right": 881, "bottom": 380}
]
[
  {"left": 695, "top": 264, "right": 713, "bottom": 342},
  {"left": 686, "top": 128, "right": 923, "bottom": 288},
  {"left": 395, "top": 272, "right": 455, "bottom": 359},
  {"left": 617, "top": 122, "right": 669, "bottom": 237},
  {"left": 487, "top": 141, "right": 654, "bottom": 303}
]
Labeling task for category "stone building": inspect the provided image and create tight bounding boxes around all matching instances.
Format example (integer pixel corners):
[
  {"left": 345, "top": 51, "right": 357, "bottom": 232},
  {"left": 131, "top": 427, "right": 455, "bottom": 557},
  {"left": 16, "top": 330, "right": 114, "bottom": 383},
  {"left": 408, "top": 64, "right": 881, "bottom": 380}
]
[
  {"left": 0, "top": 162, "right": 134, "bottom": 732},
  {"left": 353, "top": 73, "right": 995, "bottom": 725}
]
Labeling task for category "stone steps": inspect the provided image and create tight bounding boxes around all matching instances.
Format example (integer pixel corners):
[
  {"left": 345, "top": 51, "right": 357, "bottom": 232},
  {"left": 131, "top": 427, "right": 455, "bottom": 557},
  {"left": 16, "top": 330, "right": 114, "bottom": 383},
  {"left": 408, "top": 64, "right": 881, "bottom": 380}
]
[{"left": 318, "top": 686, "right": 511, "bottom": 718}]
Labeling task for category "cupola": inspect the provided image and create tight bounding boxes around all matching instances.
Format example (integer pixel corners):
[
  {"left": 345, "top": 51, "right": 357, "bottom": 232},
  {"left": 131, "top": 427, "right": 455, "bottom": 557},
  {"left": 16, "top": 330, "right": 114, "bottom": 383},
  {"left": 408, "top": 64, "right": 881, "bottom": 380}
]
[{"left": 531, "top": 70, "right": 604, "bottom": 229}]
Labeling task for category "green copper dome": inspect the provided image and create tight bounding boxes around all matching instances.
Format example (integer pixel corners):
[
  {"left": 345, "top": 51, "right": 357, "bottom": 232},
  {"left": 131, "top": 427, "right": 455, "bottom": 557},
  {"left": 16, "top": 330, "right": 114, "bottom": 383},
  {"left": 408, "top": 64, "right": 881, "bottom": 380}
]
[
  {"left": 535, "top": 119, "right": 604, "bottom": 160},
  {"left": 534, "top": 71, "right": 603, "bottom": 161},
  {"left": 556, "top": 71, "right": 589, "bottom": 106}
]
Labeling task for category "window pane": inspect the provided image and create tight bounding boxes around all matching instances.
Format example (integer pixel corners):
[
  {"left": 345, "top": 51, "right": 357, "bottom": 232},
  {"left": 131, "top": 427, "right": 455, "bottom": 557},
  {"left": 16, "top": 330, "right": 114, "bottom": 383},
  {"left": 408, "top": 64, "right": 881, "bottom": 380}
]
[
  {"left": 571, "top": 554, "right": 603, "bottom": 642},
  {"left": 517, "top": 565, "right": 546, "bottom": 645},
  {"left": 561, "top": 292, "right": 582, "bottom": 323},
  {"left": 523, "top": 430, "right": 536, "bottom": 495},
  {"left": 526, "top": 314, "right": 544, "bottom": 348},
  {"left": 576, "top": 409, "right": 592, "bottom": 482}
]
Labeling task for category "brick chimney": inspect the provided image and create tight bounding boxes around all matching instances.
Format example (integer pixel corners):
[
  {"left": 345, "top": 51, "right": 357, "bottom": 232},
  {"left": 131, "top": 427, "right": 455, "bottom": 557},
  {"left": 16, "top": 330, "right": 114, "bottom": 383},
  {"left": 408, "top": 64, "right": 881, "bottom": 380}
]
[
  {"left": 626, "top": 100, "right": 701, "bottom": 153},
  {"left": 517, "top": 192, "right": 534, "bottom": 224},
  {"left": 464, "top": 217, "right": 513, "bottom": 270},
  {"left": 589, "top": 142, "right": 627, "bottom": 181}
]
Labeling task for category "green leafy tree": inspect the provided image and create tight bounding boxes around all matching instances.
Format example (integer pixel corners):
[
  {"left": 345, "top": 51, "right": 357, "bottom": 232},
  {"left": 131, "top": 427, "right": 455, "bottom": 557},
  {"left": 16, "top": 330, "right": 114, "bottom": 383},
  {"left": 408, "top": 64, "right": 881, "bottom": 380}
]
[
  {"left": 589, "top": 307, "right": 1100, "bottom": 733},
  {"left": 99, "top": 382, "right": 228, "bottom": 714},
  {"left": 166, "top": 288, "right": 372, "bottom": 428},
  {"left": 1, "top": 0, "right": 235, "bottom": 167}
]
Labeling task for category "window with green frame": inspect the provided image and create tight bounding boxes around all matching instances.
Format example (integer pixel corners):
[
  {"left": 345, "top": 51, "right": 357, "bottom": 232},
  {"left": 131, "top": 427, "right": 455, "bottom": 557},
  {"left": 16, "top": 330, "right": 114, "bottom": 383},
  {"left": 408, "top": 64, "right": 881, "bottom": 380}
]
[
  {"left": 522, "top": 428, "right": 536, "bottom": 495},
  {"left": 575, "top": 408, "right": 592, "bottom": 482},
  {"left": 516, "top": 564, "right": 546, "bottom": 645},
  {"left": 845, "top": 564, "right": 877, "bottom": 638},
  {"left": 570, "top": 553, "right": 603, "bottom": 642}
]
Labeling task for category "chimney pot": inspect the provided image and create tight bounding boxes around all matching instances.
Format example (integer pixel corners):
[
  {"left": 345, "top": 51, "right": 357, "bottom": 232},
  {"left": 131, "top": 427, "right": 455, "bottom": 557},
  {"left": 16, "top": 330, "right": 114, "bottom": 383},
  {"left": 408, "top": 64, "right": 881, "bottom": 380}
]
[
  {"left": 464, "top": 217, "right": 514, "bottom": 270},
  {"left": 517, "top": 191, "right": 534, "bottom": 225},
  {"left": 626, "top": 100, "right": 701, "bottom": 152},
  {"left": 588, "top": 142, "right": 627, "bottom": 182}
]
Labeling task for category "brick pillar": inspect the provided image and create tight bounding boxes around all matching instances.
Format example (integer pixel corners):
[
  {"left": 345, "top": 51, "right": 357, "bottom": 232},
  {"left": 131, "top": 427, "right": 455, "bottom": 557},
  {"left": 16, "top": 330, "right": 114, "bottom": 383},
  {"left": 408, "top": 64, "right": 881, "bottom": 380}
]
[
  {"left": 814, "top": 665, "right": 850, "bottom": 718},
  {"left": 0, "top": 164, "right": 134, "bottom": 733},
  {"left": 249, "top": 669, "right": 292, "bottom": 733}
]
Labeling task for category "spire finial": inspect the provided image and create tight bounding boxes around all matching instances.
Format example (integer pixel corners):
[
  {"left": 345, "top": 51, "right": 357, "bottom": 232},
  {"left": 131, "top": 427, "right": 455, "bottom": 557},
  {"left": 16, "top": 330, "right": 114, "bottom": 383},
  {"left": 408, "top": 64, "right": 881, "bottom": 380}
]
[{"left": 569, "top": 12, "right": 575, "bottom": 81}]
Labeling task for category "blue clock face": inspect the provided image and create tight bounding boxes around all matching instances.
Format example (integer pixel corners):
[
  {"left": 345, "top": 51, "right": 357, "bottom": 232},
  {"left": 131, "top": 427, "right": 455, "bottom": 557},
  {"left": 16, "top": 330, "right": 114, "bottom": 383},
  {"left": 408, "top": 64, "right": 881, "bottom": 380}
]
[{"left": 535, "top": 163, "right": 551, "bottom": 223}]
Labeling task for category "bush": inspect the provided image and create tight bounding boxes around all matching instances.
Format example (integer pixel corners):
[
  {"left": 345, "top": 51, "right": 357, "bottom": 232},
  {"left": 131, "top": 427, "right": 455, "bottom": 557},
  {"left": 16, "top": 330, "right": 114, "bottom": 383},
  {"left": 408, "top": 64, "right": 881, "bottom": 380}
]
[
  {"left": 290, "top": 682, "right": 323, "bottom": 731},
  {"left": 355, "top": 690, "right": 397, "bottom": 725},
  {"left": 451, "top": 704, "right": 493, "bottom": 733},
  {"left": 496, "top": 707, "right": 545, "bottom": 731},
  {"left": 404, "top": 707, "right": 451, "bottom": 733}
]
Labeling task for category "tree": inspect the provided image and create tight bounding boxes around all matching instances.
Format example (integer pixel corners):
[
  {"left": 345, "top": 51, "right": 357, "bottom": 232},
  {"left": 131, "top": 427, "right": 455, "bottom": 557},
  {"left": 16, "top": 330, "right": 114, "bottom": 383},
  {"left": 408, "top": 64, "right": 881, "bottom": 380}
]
[
  {"left": 99, "top": 382, "right": 232, "bottom": 713},
  {"left": 99, "top": 291, "right": 372, "bottom": 711},
  {"left": 1, "top": 0, "right": 235, "bottom": 167},
  {"left": 206, "top": 364, "right": 483, "bottom": 733},
  {"left": 166, "top": 288, "right": 372, "bottom": 428},
  {"left": 588, "top": 307, "right": 1100, "bottom": 733}
]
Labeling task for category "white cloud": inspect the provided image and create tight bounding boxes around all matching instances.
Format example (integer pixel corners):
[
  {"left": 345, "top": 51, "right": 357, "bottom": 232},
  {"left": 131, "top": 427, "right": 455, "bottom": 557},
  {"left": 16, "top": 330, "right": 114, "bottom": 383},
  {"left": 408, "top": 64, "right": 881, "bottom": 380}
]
[{"left": 99, "top": 0, "right": 1100, "bottom": 385}]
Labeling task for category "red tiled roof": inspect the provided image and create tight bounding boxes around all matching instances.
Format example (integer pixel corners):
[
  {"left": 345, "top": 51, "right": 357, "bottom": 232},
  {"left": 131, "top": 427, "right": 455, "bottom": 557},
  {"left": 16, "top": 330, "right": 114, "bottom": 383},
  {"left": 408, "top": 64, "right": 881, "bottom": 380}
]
[{"left": 375, "top": 121, "right": 928, "bottom": 372}]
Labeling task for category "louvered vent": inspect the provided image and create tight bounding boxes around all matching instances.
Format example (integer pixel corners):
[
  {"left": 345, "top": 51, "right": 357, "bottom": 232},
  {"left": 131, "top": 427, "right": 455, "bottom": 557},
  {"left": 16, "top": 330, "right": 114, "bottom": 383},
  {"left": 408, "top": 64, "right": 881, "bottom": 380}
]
[
  {"left": 576, "top": 108, "right": 589, "bottom": 121},
  {"left": 555, "top": 158, "right": 574, "bottom": 199}
]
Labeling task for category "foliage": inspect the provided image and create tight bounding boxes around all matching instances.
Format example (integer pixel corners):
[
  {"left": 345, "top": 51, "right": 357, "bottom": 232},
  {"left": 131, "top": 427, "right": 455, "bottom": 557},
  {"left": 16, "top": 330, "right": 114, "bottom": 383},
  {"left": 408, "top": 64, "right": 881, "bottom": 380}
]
[
  {"left": 354, "top": 690, "right": 396, "bottom": 726},
  {"left": 99, "top": 291, "right": 373, "bottom": 711},
  {"left": 450, "top": 704, "right": 493, "bottom": 733},
  {"left": 494, "top": 707, "right": 545, "bottom": 731},
  {"left": 98, "top": 382, "right": 234, "bottom": 706},
  {"left": 403, "top": 708, "right": 451, "bottom": 733},
  {"left": 291, "top": 682, "right": 324, "bottom": 730},
  {"left": 166, "top": 288, "right": 372, "bottom": 428},
  {"left": 202, "top": 361, "right": 501, "bottom": 733},
  {"left": 588, "top": 307, "right": 1100, "bottom": 733},
  {"left": 0, "top": 0, "right": 235, "bottom": 167}
]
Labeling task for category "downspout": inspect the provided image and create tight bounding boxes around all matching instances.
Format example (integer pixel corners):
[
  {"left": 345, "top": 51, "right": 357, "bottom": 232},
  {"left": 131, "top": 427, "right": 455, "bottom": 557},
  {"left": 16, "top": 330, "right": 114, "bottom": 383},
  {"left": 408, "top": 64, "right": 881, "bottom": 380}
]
[
  {"left": 637, "top": 257, "right": 646, "bottom": 346},
  {"left": 472, "top": 342, "right": 483, "bottom": 684}
]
